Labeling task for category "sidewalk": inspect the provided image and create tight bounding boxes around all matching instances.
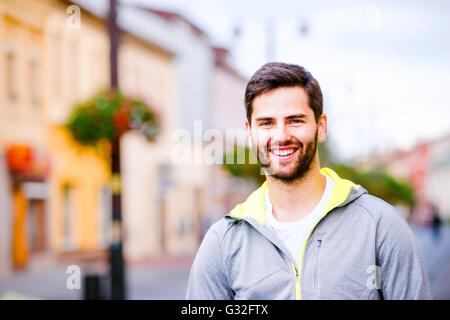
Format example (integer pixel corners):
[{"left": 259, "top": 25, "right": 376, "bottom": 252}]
[
  {"left": 410, "top": 224, "right": 450, "bottom": 299},
  {"left": 127, "top": 255, "right": 194, "bottom": 300},
  {"left": 0, "top": 255, "right": 194, "bottom": 300},
  {"left": 1, "top": 226, "right": 449, "bottom": 300}
]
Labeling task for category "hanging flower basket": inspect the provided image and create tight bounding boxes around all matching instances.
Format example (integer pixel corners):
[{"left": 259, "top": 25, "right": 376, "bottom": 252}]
[{"left": 65, "top": 90, "right": 160, "bottom": 146}]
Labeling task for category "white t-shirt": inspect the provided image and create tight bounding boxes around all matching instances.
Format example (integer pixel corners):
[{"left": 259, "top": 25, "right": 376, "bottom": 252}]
[{"left": 264, "top": 174, "right": 334, "bottom": 269}]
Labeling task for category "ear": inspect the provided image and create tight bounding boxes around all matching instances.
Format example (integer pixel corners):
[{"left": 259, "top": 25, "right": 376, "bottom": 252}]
[{"left": 317, "top": 114, "right": 327, "bottom": 143}]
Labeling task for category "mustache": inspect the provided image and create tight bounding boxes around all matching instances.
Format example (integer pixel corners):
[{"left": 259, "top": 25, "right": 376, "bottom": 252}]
[
  {"left": 266, "top": 140, "right": 303, "bottom": 150},
  {"left": 254, "top": 141, "right": 303, "bottom": 168}
]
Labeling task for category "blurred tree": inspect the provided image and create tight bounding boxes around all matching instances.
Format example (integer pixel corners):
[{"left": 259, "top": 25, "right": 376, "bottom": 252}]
[
  {"left": 331, "top": 163, "right": 416, "bottom": 207},
  {"left": 319, "top": 140, "right": 415, "bottom": 207},
  {"left": 222, "top": 141, "right": 415, "bottom": 208},
  {"left": 222, "top": 145, "right": 266, "bottom": 185},
  {"left": 318, "top": 140, "right": 335, "bottom": 168}
]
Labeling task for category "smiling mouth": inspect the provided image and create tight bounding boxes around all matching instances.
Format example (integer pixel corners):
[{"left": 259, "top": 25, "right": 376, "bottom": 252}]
[{"left": 269, "top": 147, "right": 299, "bottom": 160}]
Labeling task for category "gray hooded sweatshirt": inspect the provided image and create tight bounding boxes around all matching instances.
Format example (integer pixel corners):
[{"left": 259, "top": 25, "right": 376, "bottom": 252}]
[{"left": 186, "top": 168, "right": 432, "bottom": 300}]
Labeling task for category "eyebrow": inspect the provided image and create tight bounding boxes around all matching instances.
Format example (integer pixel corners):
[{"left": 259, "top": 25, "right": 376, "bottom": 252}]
[
  {"left": 254, "top": 113, "right": 308, "bottom": 122},
  {"left": 285, "top": 113, "right": 307, "bottom": 120}
]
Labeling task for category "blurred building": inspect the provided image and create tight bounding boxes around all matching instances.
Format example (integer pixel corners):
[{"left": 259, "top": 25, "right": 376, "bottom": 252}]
[
  {"left": 0, "top": 0, "right": 253, "bottom": 277},
  {"left": 71, "top": 2, "right": 252, "bottom": 258},
  {"left": 426, "top": 134, "right": 450, "bottom": 220},
  {"left": 0, "top": 0, "right": 196, "bottom": 276},
  {"left": 110, "top": 4, "right": 215, "bottom": 258},
  {"left": 358, "top": 133, "right": 450, "bottom": 223},
  {"left": 207, "top": 46, "right": 255, "bottom": 228},
  {"left": 0, "top": 0, "right": 72, "bottom": 274}
]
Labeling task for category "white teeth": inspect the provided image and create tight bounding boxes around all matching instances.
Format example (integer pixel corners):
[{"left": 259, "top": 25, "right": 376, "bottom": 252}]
[{"left": 272, "top": 149, "right": 295, "bottom": 156}]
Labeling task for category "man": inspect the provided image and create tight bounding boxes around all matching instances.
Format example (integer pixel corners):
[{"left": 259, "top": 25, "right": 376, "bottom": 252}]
[{"left": 186, "top": 62, "right": 432, "bottom": 300}]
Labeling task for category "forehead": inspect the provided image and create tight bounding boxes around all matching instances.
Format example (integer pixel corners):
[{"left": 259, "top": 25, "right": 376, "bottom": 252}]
[{"left": 252, "top": 86, "right": 312, "bottom": 119}]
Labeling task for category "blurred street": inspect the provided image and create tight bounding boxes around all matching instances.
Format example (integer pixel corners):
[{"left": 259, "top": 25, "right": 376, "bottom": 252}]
[
  {"left": 126, "top": 256, "right": 193, "bottom": 300},
  {"left": 411, "top": 224, "right": 450, "bottom": 300},
  {"left": 0, "top": 255, "right": 193, "bottom": 300},
  {"left": 1, "top": 225, "right": 449, "bottom": 300},
  {"left": 1, "top": 0, "right": 450, "bottom": 302}
]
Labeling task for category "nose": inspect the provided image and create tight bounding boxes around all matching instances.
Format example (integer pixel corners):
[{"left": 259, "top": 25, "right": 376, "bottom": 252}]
[{"left": 271, "top": 123, "right": 291, "bottom": 145}]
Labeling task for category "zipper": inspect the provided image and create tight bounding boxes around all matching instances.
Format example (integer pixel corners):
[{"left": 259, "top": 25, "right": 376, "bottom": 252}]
[
  {"left": 232, "top": 216, "right": 302, "bottom": 299},
  {"left": 227, "top": 168, "right": 358, "bottom": 300},
  {"left": 291, "top": 263, "right": 301, "bottom": 300},
  {"left": 312, "top": 239, "right": 322, "bottom": 289},
  {"left": 229, "top": 215, "right": 323, "bottom": 300}
]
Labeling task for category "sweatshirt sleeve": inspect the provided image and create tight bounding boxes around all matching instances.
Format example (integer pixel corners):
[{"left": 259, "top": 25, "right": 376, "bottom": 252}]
[
  {"left": 185, "top": 221, "right": 233, "bottom": 300},
  {"left": 376, "top": 202, "right": 433, "bottom": 300}
]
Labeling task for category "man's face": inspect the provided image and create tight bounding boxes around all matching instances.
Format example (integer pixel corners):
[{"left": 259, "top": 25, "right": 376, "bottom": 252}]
[{"left": 246, "top": 86, "right": 327, "bottom": 182}]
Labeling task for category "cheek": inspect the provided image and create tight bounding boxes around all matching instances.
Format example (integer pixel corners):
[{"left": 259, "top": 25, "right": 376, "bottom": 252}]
[
  {"left": 297, "top": 126, "right": 318, "bottom": 143},
  {"left": 252, "top": 130, "right": 270, "bottom": 147},
  {"left": 288, "top": 131, "right": 310, "bottom": 146}
]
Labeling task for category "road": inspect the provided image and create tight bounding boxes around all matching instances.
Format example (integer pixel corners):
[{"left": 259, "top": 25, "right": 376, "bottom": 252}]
[
  {"left": 410, "top": 224, "right": 450, "bottom": 299},
  {"left": 0, "top": 224, "right": 449, "bottom": 300},
  {"left": 0, "top": 257, "right": 192, "bottom": 300}
]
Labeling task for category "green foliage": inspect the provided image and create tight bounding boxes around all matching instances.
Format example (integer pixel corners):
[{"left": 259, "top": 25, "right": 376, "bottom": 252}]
[
  {"left": 65, "top": 90, "right": 159, "bottom": 146},
  {"left": 331, "top": 164, "right": 416, "bottom": 207},
  {"left": 221, "top": 142, "right": 416, "bottom": 207},
  {"left": 318, "top": 141, "right": 416, "bottom": 207},
  {"left": 318, "top": 141, "right": 335, "bottom": 168},
  {"left": 222, "top": 145, "right": 266, "bottom": 185}
]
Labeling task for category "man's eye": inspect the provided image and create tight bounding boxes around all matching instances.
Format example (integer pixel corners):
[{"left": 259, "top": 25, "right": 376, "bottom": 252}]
[
  {"left": 290, "top": 120, "right": 302, "bottom": 124},
  {"left": 260, "top": 122, "right": 272, "bottom": 126}
]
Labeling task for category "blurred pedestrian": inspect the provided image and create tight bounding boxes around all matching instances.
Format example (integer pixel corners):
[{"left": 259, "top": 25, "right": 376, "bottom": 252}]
[{"left": 430, "top": 204, "right": 442, "bottom": 243}]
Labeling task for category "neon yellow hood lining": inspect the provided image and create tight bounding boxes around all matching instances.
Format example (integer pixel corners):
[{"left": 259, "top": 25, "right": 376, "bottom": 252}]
[{"left": 228, "top": 167, "right": 360, "bottom": 225}]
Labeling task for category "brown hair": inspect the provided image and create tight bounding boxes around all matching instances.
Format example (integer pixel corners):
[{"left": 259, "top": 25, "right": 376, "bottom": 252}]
[{"left": 244, "top": 62, "right": 323, "bottom": 124}]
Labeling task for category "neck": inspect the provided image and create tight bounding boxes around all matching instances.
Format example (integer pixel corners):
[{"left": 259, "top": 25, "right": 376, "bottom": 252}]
[{"left": 266, "top": 157, "right": 326, "bottom": 222}]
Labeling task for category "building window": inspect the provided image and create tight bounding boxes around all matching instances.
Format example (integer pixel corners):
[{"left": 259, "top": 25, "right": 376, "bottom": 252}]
[
  {"left": 61, "top": 183, "right": 75, "bottom": 251},
  {"left": 29, "top": 55, "right": 40, "bottom": 109},
  {"left": 98, "top": 187, "right": 112, "bottom": 248},
  {"left": 52, "top": 34, "right": 62, "bottom": 100},
  {"left": 69, "top": 39, "right": 79, "bottom": 103},
  {"left": 90, "top": 47, "right": 105, "bottom": 91},
  {"left": 27, "top": 199, "right": 46, "bottom": 252},
  {"left": 6, "top": 50, "right": 17, "bottom": 105}
]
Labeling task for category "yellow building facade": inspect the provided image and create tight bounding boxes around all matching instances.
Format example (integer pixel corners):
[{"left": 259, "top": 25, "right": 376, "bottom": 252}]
[{"left": 0, "top": 0, "right": 175, "bottom": 272}]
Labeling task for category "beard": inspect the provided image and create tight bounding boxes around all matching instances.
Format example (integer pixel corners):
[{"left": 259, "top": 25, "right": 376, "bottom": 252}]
[{"left": 255, "top": 128, "right": 318, "bottom": 183}]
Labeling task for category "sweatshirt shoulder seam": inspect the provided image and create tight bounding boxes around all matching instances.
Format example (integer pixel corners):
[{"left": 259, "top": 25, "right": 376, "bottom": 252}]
[
  {"left": 351, "top": 194, "right": 398, "bottom": 219},
  {"left": 349, "top": 198, "right": 378, "bottom": 222}
]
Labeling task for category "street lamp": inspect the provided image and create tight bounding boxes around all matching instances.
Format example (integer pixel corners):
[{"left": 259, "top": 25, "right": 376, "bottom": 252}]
[
  {"left": 66, "top": 0, "right": 159, "bottom": 301},
  {"left": 108, "top": 0, "right": 125, "bottom": 300}
]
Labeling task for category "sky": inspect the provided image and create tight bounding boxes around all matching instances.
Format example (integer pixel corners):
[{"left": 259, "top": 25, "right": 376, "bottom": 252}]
[{"left": 122, "top": 0, "right": 450, "bottom": 162}]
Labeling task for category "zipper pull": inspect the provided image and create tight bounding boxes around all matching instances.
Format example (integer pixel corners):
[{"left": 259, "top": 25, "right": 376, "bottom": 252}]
[{"left": 292, "top": 263, "right": 299, "bottom": 280}]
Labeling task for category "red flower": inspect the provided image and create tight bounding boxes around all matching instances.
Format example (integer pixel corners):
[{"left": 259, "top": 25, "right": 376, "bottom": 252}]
[{"left": 113, "top": 113, "right": 130, "bottom": 135}]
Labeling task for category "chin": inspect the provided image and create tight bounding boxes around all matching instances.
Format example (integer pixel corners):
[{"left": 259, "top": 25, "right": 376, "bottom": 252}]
[{"left": 267, "top": 168, "right": 300, "bottom": 181}]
